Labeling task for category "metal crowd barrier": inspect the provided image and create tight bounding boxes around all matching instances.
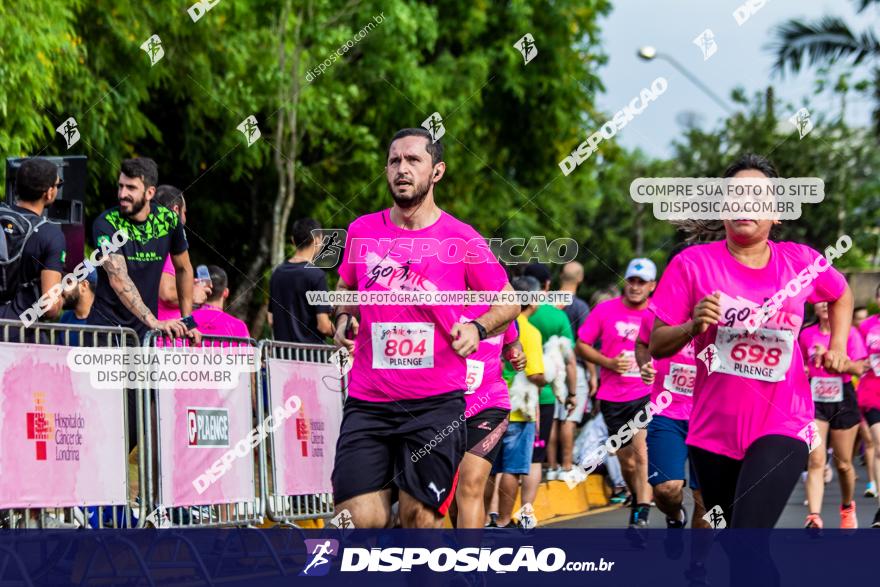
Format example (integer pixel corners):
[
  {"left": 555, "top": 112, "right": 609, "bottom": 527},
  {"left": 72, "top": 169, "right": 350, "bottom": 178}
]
[
  {"left": 255, "top": 341, "right": 344, "bottom": 525},
  {"left": 142, "top": 331, "right": 263, "bottom": 528},
  {"left": 0, "top": 319, "right": 144, "bottom": 529}
]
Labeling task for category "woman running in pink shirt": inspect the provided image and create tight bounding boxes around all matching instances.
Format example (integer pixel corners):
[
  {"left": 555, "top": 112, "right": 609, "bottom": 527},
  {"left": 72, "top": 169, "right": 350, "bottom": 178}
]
[
  {"left": 649, "top": 154, "right": 854, "bottom": 528},
  {"left": 799, "top": 302, "right": 867, "bottom": 529}
]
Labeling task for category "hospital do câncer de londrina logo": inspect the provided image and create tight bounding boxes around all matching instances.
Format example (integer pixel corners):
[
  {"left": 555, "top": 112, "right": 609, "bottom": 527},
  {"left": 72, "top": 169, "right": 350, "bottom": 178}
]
[{"left": 26, "top": 392, "right": 86, "bottom": 461}]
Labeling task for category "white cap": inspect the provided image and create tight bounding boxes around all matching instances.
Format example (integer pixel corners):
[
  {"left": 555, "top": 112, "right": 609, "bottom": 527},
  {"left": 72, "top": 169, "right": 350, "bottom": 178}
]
[{"left": 624, "top": 258, "right": 657, "bottom": 282}]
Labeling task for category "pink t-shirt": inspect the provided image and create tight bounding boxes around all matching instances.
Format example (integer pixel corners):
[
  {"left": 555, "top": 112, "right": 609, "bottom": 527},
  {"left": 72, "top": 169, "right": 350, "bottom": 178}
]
[
  {"left": 577, "top": 297, "right": 652, "bottom": 403},
  {"left": 192, "top": 306, "right": 250, "bottom": 338},
  {"left": 338, "top": 210, "right": 508, "bottom": 402},
  {"left": 157, "top": 255, "right": 180, "bottom": 321},
  {"left": 857, "top": 315, "right": 880, "bottom": 411},
  {"left": 638, "top": 310, "right": 694, "bottom": 421},
  {"left": 798, "top": 324, "right": 866, "bottom": 384},
  {"left": 650, "top": 240, "right": 847, "bottom": 460},
  {"left": 461, "top": 305, "right": 518, "bottom": 415}
]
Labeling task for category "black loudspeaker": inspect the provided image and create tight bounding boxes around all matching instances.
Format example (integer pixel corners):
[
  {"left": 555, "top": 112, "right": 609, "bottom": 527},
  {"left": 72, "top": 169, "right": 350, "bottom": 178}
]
[{"left": 5, "top": 155, "right": 86, "bottom": 274}]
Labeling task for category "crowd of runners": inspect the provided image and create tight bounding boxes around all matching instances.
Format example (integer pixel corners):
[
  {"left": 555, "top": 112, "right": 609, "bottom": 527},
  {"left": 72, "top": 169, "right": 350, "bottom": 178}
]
[{"left": 327, "top": 129, "right": 880, "bottom": 530}]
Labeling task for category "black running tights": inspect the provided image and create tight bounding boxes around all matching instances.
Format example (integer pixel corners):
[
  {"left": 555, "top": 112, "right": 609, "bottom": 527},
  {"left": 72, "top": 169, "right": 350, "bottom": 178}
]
[{"left": 689, "top": 434, "right": 807, "bottom": 528}]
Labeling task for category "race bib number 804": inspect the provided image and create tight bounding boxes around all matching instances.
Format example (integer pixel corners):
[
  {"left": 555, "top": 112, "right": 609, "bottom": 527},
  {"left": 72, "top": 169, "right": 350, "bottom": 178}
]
[
  {"left": 372, "top": 322, "right": 435, "bottom": 369},
  {"left": 714, "top": 326, "right": 794, "bottom": 383}
]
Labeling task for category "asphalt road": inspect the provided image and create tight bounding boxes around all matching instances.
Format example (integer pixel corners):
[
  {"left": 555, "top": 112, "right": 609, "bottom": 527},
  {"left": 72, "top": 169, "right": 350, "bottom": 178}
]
[{"left": 546, "top": 460, "right": 880, "bottom": 528}]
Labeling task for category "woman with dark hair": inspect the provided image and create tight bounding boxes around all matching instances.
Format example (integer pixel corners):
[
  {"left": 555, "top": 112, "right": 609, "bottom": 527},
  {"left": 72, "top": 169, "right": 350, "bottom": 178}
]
[{"left": 648, "top": 154, "right": 855, "bottom": 528}]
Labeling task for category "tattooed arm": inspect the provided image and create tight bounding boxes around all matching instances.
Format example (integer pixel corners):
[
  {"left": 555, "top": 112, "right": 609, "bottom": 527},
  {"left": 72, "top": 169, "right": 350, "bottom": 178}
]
[{"left": 103, "top": 253, "right": 187, "bottom": 339}]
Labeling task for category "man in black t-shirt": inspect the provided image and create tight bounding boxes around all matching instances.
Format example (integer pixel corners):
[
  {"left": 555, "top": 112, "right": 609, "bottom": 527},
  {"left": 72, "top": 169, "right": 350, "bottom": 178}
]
[
  {"left": 1, "top": 158, "right": 66, "bottom": 323},
  {"left": 268, "top": 218, "right": 333, "bottom": 344},
  {"left": 87, "top": 157, "right": 199, "bottom": 342}
]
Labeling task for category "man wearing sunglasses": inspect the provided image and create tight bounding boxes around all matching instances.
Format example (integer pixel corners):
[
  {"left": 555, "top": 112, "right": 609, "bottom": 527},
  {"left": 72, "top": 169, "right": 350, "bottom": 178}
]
[{"left": 0, "top": 157, "right": 67, "bottom": 324}]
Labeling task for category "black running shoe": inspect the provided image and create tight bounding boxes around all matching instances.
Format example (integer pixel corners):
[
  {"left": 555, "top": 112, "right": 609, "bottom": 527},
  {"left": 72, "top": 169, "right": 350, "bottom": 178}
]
[
  {"left": 666, "top": 506, "right": 687, "bottom": 529},
  {"left": 872, "top": 508, "right": 880, "bottom": 529}
]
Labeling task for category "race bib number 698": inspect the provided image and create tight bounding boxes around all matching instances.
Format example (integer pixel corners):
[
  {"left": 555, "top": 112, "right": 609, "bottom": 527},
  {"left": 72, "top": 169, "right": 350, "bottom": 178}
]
[
  {"left": 372, "top": 322, "right": 435, "bottom": 369},
  {"left": 714, "top": 326, "right": 794, "bottom": 383}
]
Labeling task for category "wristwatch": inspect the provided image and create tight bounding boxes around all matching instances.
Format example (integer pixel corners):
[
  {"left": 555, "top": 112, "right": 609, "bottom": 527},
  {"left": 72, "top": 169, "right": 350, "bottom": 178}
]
[{"left": 469, "top": 320, "right": 488, "bottom": 341}]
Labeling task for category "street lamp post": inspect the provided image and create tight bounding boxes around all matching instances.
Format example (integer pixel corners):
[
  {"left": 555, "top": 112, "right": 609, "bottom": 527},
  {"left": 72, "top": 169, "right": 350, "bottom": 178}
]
[{"left": 637, "top": 46, "right": 735, "bottom": 115}]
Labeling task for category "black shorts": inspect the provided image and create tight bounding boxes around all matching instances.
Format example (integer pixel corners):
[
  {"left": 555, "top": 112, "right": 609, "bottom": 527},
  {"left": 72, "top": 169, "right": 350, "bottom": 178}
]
[
  {"left": 531, "top": 403, "right": 555, "bottom": 463},
  {"left": 331, "top": 391, "right": 466, "bottom": 515},
  {"left": 600, "top": 395, "right": 650, "bottom": 449},
  {"left": 863, "top": 408, "right": 880, "bottom": 427},
  {"left": 814, "top": 381, "right": 860, "bottom": 429},
  {"left": 465, "top": 408, "right": 509, "bottom": 462}
]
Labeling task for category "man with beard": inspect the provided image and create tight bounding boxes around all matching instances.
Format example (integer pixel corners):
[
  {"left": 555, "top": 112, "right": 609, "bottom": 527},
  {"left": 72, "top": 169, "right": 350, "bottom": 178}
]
[
  {"left": 87, "top": 158, "right": 199, "bottom": 343},
  {"left": 330, "top": 128, "right": 518, "bottom": 528}
]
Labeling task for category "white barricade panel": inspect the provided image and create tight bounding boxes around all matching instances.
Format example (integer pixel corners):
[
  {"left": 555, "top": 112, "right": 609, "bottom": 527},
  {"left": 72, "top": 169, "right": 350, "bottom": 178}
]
[
  {"left": 268, "top": 360, "right": 341, "bottom": 496},
  {"left": 0, "top": 342, "right": 127, "bottom": 508},
  {"left": 157, "top": 375, "right": 255, "bottom": 508}
]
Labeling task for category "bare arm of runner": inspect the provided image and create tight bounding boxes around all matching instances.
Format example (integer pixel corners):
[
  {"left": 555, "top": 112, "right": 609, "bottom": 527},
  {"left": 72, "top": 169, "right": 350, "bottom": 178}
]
[
  {"left": 473, "top": 283, "right": 520, "bottom": 336},
  {"left": 103, "top": 253, "right": 187, "bottom": 339},
  {"left": 576, "top": 340, "right": 630, "bottom": 374},
  {"left": 820, "top": 285, "right": 854, "bottom": 374},
  {"left": 635, "top": 339, "right": 656, "bottom": 386},
  {"left": 333, "top": 277, "right": 359, "bottom": 352},
  {"left": 39, "top": 269, "right": 64, "bottom": 320},
  {"left": 587, "top": 362, "right": 598, "bottom": 396},
  {"left": 650, "top": 292, "right": 720, "bottom": 359},
  {"left": 451, "top": 283, "right": 519, "bottom": 357}
]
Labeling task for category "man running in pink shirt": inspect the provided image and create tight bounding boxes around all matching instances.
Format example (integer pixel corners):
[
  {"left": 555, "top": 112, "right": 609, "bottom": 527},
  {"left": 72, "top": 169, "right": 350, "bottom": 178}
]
[
  {"left": 330, "top": 128, "right": 518, "bottom": 528},
  {"left": 577, "top": 258, "right": 656, "bottom": 528}
]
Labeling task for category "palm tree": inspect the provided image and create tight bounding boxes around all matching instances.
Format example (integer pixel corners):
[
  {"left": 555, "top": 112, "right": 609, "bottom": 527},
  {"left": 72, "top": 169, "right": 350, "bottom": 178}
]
[{"left": 768, "top": 0, "right": 880, "bottom": 136}]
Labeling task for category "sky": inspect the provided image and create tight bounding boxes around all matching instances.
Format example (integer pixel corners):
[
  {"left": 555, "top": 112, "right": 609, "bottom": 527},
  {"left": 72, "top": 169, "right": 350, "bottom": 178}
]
[{"left": 595, "top": 0, "right": 876, "bottom": 158}]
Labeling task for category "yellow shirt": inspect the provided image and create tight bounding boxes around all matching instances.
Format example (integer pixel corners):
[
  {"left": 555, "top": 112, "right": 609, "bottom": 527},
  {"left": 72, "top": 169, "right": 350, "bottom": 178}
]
[{"left": 509, "top": 314, "right": 544, "bottom": 422}]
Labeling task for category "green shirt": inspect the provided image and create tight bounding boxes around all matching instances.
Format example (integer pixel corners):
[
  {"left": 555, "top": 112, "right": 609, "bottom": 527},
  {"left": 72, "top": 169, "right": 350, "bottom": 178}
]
[{"left": 528, "top": 304, "right": 574, "bottom": 404}]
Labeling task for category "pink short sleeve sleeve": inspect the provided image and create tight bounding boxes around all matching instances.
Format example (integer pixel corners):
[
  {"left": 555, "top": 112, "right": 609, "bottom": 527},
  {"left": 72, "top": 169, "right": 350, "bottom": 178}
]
[
  {"left": 638, "top": 311, "right": 653, "bottom": 345},
  {"left": 649, "top": 254, "right": 693, "bottom": 326},
  {"left": 578, "top": 303, "right": 602, "bottom": 345},
  {"left": 464, "top": 233, "right": 508, "bottom": 293},
  {"left": 848, "top": 327, "right": 868, "bottom": 361},
  {"left": 803, "top": 246, "right": 847, "bottom": 304},
  {"left": 503, "top": 320, "right": 518, "bottom": 345},
  {"left": 337, "top": 221, "right": 357, "bottom": 288}
]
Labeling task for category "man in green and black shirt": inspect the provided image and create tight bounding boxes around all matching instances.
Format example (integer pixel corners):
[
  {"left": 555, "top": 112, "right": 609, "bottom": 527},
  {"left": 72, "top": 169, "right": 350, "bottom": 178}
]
[{"left": 87, "top": 157, "right": 200, "bottom": 342}]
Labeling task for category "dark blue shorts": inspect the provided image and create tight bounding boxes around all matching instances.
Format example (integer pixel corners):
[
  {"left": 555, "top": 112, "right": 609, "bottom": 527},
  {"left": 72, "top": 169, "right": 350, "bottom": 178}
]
[{"left": 647, "top": 415, "right": 698, "bottom": 490}]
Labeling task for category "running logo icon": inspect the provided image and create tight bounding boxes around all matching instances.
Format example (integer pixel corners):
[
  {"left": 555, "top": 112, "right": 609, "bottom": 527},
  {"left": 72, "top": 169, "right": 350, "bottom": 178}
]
[
  {"left": 329, "top": 346, "right": 353, "bottom": 377},
  {"left": 798, "top": 421, "right": 822, "bottom": 453},
  {"left": 514, "top": 33, "right": 538, "bottom": 65},
  {"left": 237, "top": 115, "right": 261, "bottom": 147},
  {"left": 309, "top": 228, "right": 347, "bottom": 268},
  {"left": 697, "top": 344, "right": 720, "bottom": 374},
  {"left": 789, "top": 108, "right": 813, "bottom": 139},
  {"left": 703, "top": 505, "right": 727, "bottom": 529},
  {"left": 301, "top": 539, "right": 339, "bottom": 577},
  {"left": 140, "top": 34, "right": 165, "bottom": 66},
  {"left": 421, "top": 112, "right": 445, "bottom": 143},
  {"left": 329, "top": 509, "right": 355, "bottom": 530},
  {"left": 693, "top": 29, "right": 717, "bottom": 61},
  {"left": 56, "top": 117, "right": 80, "bottom": 149}
]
